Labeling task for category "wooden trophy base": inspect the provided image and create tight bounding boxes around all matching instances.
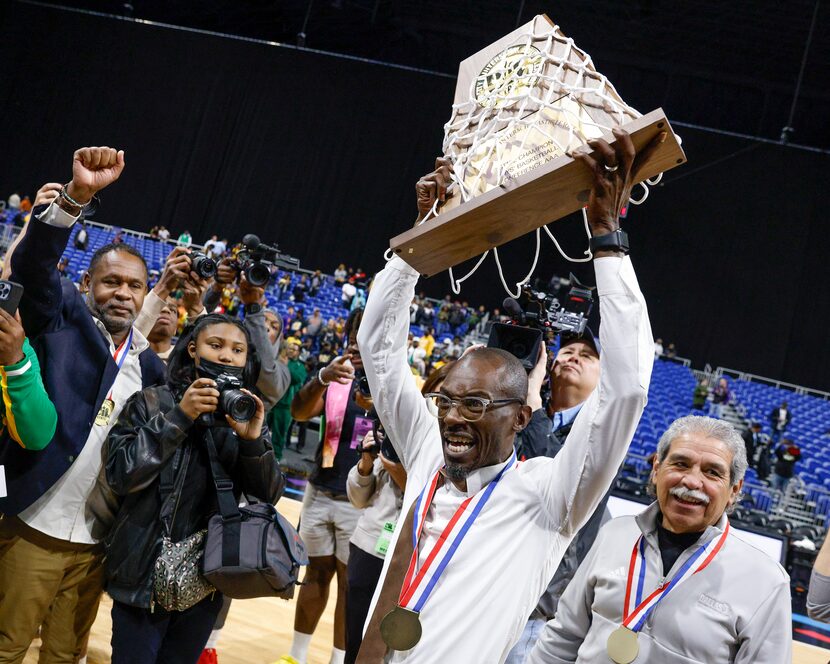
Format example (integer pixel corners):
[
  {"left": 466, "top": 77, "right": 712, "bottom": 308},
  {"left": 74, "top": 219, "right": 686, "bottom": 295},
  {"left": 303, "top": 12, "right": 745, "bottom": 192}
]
[{"left": 390, "top": 108, "right": 685, "bottom": 277}]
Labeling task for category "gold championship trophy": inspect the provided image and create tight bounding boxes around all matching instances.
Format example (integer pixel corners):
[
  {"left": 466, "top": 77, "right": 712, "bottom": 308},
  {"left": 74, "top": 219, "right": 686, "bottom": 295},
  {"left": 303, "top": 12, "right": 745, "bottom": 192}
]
[{"left": 390, "top": 15, "right": 686, "bottom": 280}]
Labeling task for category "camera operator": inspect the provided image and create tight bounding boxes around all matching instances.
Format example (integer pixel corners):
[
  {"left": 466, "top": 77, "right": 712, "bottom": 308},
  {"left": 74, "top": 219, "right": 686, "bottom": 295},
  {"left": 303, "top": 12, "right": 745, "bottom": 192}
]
[
  {"left": 202, "top": 260, "right": 291, "bottom": 412},
  {"left": 134, "top": 246, "right": 211, "bottom": 363},
  {"left": 105, "top": 313, "right": 283, "bottom": 663},
  {"left": 355, "top": 128, "right": 659, "bottom": 662},
  {"left": 345, "top": 425, "right": 406, "bottom": 664},
  {"left": 0, "top": 306, "right": 57, "bottom": 451},
  {"left": 276, "top": 309, "right": 370, "bottom": 664}
]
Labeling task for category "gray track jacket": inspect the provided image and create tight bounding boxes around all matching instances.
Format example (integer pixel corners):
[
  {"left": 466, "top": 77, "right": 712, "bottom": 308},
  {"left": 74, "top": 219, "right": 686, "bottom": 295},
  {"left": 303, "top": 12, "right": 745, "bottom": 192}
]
[{"left": 527, "top": 502, "right": 792, "bottom": 664}]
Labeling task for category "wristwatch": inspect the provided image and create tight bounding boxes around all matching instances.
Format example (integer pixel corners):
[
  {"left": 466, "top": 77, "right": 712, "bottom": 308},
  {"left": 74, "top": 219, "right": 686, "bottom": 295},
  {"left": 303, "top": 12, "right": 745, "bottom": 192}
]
[
  {"left": 244, "top": 302, "right": 263, "bottom": 315},
  {"left": 589, "top": 228, "right": 630, "bottom": 255}
]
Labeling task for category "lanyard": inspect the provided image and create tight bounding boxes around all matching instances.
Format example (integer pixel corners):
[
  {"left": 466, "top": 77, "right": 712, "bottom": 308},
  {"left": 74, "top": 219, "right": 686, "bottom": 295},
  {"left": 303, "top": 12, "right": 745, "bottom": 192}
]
[
  {"left": 622, "top": 520, "right": 730, "bottom": 632},
  {"left": 106, "top": 327, "right": 134, "bottom": 399},
  {"left": 397, "top": 451, "right": 516, "bottom": 613}
]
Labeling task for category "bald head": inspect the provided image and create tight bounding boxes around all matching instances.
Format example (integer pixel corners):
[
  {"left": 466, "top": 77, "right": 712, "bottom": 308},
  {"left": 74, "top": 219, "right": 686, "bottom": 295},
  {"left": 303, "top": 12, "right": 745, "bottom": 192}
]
[{"left": 452, "top": 347, "right": 528, "bottom": 400}]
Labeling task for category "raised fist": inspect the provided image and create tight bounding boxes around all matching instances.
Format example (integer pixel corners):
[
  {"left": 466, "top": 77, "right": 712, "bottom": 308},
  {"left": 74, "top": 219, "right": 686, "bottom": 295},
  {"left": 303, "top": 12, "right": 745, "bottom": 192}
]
[{"left": 67, "top": 146, "right": 126, "bottom": 204}]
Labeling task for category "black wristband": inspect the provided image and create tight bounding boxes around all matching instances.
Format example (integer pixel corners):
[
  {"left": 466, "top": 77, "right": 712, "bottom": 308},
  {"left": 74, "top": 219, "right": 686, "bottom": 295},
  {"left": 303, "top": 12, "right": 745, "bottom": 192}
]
[
  {"left": 244, "top": 302, "right": 263, "bottom": 315},
  {"left": 589, "top": 229, "right": 630, "bottom": 255}
]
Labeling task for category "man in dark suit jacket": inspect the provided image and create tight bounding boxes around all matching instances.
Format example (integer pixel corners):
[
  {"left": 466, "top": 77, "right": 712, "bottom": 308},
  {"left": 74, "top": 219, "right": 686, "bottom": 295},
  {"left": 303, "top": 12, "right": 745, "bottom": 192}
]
[
  {"left": 0, "top": 147, "right": 166, "bottom": 662},
  {"left": 742, "top": 421, "right": 763, "bottom": 468}
]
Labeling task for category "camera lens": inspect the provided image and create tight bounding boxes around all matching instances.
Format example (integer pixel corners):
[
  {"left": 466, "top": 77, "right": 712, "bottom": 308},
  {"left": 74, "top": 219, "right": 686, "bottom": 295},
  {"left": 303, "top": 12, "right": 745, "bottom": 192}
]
[
  {"left": 221, "top": 389, "right": 257, "bottom": 422},
  {"left": 245, "top": 262, "right": 271, "bottom": 287},
  {"left": 191, "top": 254, "right": 217, "bottom": 279}
]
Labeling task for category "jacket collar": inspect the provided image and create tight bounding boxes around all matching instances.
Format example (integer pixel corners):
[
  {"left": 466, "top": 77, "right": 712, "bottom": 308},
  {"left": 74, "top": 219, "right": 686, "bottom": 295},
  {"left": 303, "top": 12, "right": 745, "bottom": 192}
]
[{"left": 92, "top": 318, "right": 149, "bottom": 354}]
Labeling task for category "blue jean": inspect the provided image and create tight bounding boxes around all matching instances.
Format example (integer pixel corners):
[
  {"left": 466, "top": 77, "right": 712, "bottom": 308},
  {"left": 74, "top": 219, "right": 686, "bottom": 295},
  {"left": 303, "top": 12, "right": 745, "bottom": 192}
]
[
  {"left": 504, "top": 618, "right": 547, "bottom": 663},
  {"left": 770, "top": 473, "right": 791, "bottom": 493},
  {"left": 111, "top": 593, "right": 223, "bottom": 664},
  {"left": 708, "top": 401, "right": 724, "bottom": 419}
]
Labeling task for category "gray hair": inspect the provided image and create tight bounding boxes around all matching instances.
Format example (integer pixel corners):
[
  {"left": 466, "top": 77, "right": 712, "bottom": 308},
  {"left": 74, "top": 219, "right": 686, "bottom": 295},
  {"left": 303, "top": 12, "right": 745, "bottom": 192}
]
[{"left": 650, "top": 415, "right": 747, "bottom": 510}]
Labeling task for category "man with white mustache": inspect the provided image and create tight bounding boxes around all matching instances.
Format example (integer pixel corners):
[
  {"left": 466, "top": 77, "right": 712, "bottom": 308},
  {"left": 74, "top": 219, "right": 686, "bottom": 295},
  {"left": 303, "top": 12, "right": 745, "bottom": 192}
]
[{"left": 528, "top": 415, "right": 792, "bottom": 664}]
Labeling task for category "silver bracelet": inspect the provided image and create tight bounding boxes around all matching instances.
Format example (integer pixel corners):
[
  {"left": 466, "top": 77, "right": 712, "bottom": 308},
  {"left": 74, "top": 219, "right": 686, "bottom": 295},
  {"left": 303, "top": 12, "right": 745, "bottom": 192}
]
[
  {"left": 60, "top": 184, "right": 90, "bottom": 208},
  {"left": 317, "top": 367, "right": 330, "bottom": 386}
]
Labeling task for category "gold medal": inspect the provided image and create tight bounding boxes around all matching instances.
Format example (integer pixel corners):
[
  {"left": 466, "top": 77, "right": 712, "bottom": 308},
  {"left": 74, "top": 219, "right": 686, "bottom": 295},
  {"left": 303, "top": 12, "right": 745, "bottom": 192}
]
[
  {"left": 607, "top": 626, "right": 639, "bottom": 664},
  {"left": 380, "top": 606, "right": 422, "bottom": 651},
  {"left": 95, "top": 398, "right": 115, "bottom": 426}
]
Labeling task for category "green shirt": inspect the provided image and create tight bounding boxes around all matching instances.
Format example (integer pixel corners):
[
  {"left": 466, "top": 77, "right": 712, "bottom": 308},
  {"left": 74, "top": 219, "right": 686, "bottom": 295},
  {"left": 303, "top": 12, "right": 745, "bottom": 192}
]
[{"left": 1, "top": 338, "right": 58, "bottom": 450}]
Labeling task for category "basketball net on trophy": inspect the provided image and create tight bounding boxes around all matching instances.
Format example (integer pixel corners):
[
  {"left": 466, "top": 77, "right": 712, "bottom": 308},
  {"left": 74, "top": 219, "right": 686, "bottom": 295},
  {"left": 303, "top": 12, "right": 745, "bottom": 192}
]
[{"left": 389, "top": 15, "right": 686, "bottom": 296}]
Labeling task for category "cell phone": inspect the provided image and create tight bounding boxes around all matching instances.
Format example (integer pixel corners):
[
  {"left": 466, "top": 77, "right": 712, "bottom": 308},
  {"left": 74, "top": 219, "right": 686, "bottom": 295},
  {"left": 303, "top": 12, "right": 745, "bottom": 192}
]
[{"left": 0, "top": 281, "right": 24, "bottom": 315}]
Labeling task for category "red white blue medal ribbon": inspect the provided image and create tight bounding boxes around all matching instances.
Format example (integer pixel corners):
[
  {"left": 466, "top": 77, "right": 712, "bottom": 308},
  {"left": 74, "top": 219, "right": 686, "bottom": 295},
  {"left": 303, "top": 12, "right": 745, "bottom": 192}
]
[
  {"left": 104, "top": 327, "right": 134, "bottom": 401},
  {"left": 397, "top": 451, "right": 517, "bottom": 613},
  {"left": 112, "top": 327, "right": 134, "bottom": 367},
  {"left": 622, "top": 520, "right": 730, "bottom": 632}
]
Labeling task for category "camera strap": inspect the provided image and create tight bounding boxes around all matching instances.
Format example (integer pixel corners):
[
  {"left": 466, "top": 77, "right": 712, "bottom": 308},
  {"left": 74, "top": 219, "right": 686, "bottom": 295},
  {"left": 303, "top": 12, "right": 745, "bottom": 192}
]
[{"left": 204, "top": 428, "right": 245, "bottom": 568}]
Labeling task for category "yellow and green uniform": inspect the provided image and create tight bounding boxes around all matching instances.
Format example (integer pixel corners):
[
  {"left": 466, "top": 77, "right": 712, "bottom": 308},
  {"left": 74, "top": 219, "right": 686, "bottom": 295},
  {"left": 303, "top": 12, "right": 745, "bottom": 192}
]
[{"left": 1, "top": 338, "right": 58, "bottom": 450}]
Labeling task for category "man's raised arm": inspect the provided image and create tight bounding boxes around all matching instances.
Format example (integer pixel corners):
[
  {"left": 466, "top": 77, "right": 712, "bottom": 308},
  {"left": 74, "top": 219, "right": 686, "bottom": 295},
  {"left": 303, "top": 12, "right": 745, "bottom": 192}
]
[
  {"left": 9, "top": 147, "right": 125, "bottom": 338},
  {"left": 529, "top": 129, "right": 662, "bottom": 534},
  {"left": 356, "top": 159, "right": 454, "bottom": 470}
]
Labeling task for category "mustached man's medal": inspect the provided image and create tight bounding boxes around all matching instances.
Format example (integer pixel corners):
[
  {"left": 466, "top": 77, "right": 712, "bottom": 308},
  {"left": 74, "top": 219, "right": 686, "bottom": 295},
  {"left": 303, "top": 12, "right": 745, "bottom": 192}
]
[
  {"left": 380, "top": 452, "right": 517, "bottom": 651},
  {"left": 608, "top": 521, "right": 731, "bottom": 663},
  {"left": 94, "top": 328, "right": 134, "bottom": 427}
]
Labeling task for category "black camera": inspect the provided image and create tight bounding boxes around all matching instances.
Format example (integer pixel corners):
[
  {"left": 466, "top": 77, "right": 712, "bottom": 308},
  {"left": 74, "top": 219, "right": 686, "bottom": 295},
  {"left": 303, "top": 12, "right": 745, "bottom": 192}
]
[
  {"left": 232, "top": 234, "right": 301, "bottom": 287},
  {"left": 190, "top": 252, "right": 217, "bottom": 279},
  {"left": 354, "top": 368, "right": 372, "bottom": 398},
  {"left": 487, "top": 274, "right": 595, "bottom": 369},
  {"left": 356, "top": 418, "right": 400, "bottom": 464},
  {"left": 214, "top": 372, "right": 257, "bottom": 422}
]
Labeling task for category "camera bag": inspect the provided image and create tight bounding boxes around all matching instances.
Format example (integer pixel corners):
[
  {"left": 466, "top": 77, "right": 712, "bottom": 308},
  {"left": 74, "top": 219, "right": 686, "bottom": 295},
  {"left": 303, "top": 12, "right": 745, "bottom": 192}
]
[{"left": 201, "top": 429, "right": 308, "bottom": 599}]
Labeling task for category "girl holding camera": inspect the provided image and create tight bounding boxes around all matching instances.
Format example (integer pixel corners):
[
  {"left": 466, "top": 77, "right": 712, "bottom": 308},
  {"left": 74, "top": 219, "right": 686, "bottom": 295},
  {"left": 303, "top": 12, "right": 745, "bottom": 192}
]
[{"left": 104, "top": 313, "right": 284, "bottom": 664}]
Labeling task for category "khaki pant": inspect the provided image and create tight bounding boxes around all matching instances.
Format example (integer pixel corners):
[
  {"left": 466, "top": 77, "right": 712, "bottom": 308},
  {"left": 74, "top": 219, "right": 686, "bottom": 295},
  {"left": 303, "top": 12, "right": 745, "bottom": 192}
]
[{"left": 0, "top": 516, "right": 104, "bottom": 664}]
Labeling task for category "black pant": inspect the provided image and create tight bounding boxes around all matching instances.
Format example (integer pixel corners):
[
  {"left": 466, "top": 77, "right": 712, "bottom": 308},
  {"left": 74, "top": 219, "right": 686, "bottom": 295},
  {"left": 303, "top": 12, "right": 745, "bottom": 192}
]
[
  {"left": 345, "top": 543, "right": 385, "bottom": 664},
  {"left": 111, "top": 593, "right": 224, "bottom": 664}
]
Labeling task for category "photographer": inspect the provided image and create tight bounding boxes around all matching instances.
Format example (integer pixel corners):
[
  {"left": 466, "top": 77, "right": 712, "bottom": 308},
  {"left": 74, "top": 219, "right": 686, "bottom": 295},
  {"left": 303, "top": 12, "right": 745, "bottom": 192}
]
[
  {"left": 277, "top": 309, "right": 369, "bottom": 664},
  {"left": 356, "top": 128, "right": 658, "bottom": 661},
  {"left": 105, "top": 313, "right": 283, "bottom": 663},
  {"left": 135, "top": 246, "right": 211, "bottom": 363},
  {"left": 0, "top": 307, "right": 57, "bottom": 451},
  {"left": 203, "top": 260, "right": 291, "bottom": 412}
]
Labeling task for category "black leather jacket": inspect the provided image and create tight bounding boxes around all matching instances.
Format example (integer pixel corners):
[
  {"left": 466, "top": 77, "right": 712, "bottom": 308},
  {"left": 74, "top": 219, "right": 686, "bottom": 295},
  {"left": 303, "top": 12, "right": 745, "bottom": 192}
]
[{"left": 104, "top": 385, "right": 284, "bottom": 608}]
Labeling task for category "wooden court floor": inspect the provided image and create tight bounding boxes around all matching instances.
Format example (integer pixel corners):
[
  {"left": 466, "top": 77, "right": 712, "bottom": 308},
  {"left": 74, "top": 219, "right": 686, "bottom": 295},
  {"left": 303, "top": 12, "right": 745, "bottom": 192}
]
[{"left": 24, "top": 498, "right": 830, "bottom": 664}]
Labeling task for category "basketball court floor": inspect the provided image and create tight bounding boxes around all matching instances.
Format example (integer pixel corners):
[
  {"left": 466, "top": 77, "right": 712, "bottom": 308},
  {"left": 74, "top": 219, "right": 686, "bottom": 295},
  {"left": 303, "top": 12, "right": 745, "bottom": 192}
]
[{"left": 22, "top": 493, "right": 830, "bottom": 664}]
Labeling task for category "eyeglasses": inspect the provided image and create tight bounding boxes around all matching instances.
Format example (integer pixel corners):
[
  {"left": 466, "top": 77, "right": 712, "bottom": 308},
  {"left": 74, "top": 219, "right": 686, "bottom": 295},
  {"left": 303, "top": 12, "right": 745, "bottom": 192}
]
[{"left": 424, "top": 392, "right": 525, "bottom": 422}]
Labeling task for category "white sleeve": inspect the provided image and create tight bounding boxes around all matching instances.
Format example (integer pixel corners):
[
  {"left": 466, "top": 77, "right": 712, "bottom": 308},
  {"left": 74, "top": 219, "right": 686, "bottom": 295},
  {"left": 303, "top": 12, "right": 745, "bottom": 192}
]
[
  {"left": 357, "top": 257, "right": 440, "bottom": 473},
  {"left": 347, "top": 458, "right": 379, "bottom": 509},
  {"left": 526, "top": 256, "right": 653, "bottom": 534},
  {"left": 36, "top": 201, "right": 79, "bottom": 228},
  {"left": 133, "top": 290, "right": 167, "bottom": 339}
]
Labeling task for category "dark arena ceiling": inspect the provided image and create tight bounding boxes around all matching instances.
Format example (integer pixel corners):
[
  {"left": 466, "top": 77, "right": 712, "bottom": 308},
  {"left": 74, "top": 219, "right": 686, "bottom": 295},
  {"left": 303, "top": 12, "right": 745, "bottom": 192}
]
[{"left": 20, "top": 0, "right": 830, "bottom": 149}]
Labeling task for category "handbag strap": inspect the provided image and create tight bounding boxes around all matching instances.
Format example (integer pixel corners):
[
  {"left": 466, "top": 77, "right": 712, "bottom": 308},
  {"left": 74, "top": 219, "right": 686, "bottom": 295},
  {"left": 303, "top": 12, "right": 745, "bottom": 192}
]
[
  {"left": 150, "top": 387, "right": 190, "bottom": 536},
  {"left": 203, "top": 427, "right": 243, "bottom": 567}
]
